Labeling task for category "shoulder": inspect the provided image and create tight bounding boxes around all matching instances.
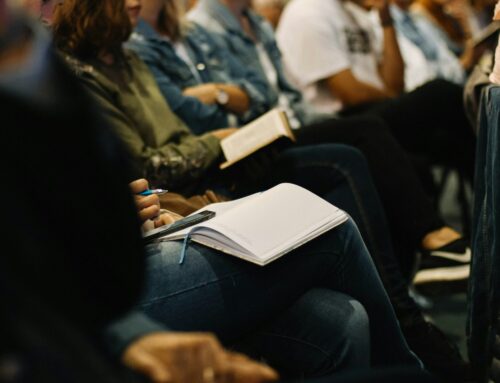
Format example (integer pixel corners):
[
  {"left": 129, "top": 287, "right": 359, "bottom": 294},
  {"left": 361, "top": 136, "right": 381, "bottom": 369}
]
[{"left": 61, "top": 53, "right": 96, "bottom": 78}]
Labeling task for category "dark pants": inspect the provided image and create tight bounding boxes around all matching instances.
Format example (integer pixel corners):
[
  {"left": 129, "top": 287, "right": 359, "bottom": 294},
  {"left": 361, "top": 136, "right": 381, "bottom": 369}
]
[
  {"left": 341, "top": 79, "right": 476, "bottom": 181},
  {"left": 296, "top": 115, "right": 444, "bottom": 277},
  {"left": 208, "top": 143, "right": 425, "bottom": 330},
  {"left": 139, "top": 219, "right": 421, "bottom": 378}
]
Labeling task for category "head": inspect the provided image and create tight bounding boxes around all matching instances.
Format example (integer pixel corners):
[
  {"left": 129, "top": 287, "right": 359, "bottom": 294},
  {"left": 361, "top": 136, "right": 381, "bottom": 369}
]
[
  {"left": 126, "top": 0, "right": 142, "bottom": 27},
  {"left": 52, "top": 0, "right": 132, "bottom": 60}
]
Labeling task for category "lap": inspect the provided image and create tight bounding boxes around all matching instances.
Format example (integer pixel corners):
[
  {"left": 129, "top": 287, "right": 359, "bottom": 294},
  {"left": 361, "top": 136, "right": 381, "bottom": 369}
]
[{"left": 136, "top": 219, "right": 361, "bottom": 342}]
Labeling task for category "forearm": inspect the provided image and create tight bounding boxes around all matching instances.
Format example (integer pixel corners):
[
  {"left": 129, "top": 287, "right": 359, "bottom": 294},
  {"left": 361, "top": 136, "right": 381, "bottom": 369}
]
[{"left": 378, "top": 9, "right": 405, "bottom": 94}]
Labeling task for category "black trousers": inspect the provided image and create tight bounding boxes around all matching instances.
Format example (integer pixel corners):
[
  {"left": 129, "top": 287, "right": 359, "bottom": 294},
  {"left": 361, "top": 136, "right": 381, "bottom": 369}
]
[
  {"left": 341, "top": 79, "right": 476, "bottom": 184},
  {"left": 296, "top": 114, "right": 444, "bottom": 278}
]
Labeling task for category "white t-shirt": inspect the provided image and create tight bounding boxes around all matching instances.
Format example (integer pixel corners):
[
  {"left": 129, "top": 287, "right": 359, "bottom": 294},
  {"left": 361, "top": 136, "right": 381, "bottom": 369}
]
[
  {"left": 277, "top": 0, "right": 385, "bottom": 114},
  {"left": 368, "top": 10, "right": 434, "bottom": 91}
]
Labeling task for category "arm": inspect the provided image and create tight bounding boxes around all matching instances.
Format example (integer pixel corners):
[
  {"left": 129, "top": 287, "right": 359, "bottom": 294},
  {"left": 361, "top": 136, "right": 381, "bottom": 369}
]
[
  {"left": 135, "top": 47, "right": 231, "bottom": 134},
  {"left": 372, "top": 0, "right": 405, "bottom": 94},
  {"left": 325, "top": 69, "right": 392, "bottom": 107},
  {"left": 81, "top": 78, "right": 222, "bottom": 190},
  {"left": 182, "top": 82, "right": 250, "bottom": 114}
]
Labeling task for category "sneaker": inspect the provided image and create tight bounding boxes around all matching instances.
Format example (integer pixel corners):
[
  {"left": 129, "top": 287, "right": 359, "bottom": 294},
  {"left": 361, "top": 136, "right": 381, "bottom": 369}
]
[
  {"left": 402, "top": 321, "right": 476, "bottom": 382},
  {"left": 414, "top": 238, "right": 471, "bottom": 286}
]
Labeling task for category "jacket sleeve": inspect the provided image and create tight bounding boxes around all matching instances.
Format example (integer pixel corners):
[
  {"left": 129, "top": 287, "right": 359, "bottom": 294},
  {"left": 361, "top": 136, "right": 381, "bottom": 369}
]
[
  {"left": 208, "top": 32, "right": 273, "bottom": 123},
  {"left": 104, "top": 311, "right": 168, "bottom": 357},
  {"left": 80, "top": 77, "right": 222, "bottom": 190},
  {"left": 135, "top": 44, "right": 231, "bottom": 134}
]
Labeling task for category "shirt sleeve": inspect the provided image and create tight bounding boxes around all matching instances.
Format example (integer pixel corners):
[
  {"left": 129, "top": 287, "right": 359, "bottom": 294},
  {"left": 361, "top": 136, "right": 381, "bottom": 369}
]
[
  {"left": 134, "top": 43, "right": 230, "bottom": 135},
  {"left": 277, "top": 9, "right": 350, "bottom": 87},
  {"left": 104, "top": 311, "right": 168, "bottom": 357},
  {"left": 80, "top": 76, "right": 221, "bottom": 190}
]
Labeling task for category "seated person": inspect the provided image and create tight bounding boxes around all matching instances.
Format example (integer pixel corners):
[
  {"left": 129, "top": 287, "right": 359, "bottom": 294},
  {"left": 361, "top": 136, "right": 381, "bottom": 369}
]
[
  {"left": 130, "top": 0, "right": 469, "bottom": 287},
  {"left": 2, "top": 2, "right": 425, "bottom": 380},
  {"left": 385, "top": 0, "right": 467, "bottom": 89},
  {"left": 412, "top": 0, "right": 480, "bottom": 55},
  {"left": 49, "top": 1, "right": 470, "bottom": 380},
  {"left": 273, "top": 0, "right": 475, "bottom": 182}
]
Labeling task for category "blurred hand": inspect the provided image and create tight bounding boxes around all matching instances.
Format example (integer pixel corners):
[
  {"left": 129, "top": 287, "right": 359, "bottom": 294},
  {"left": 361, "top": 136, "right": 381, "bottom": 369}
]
[
  {"left": 123, "top": 332, "right": 279, "bottom": 383},
  {"left": 183, "top": 84, "right": 219, "bottom": 105},
  {"left": 129, "top": 179, "right": 160, "bottom": 224},
  {"left": 154, "top": 210, "right": 184, "bottom": 229},
  {"left": 210, "top": 128, "right": 238, "bottom": 140}
]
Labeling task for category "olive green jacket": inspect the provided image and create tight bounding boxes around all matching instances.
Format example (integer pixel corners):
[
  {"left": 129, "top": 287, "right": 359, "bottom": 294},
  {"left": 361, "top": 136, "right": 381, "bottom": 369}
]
[{"left": 65, "top": 50, "right": 221, "bottom": 190}]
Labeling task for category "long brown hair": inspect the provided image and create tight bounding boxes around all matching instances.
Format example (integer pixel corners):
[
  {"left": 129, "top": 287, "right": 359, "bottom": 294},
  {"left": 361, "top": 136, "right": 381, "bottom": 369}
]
[
  {"left": 157, "top": 0, "right": 188, "bottom": 42},
  {"left": 52, "top": 0, "right": 132, "bottom": 60}
]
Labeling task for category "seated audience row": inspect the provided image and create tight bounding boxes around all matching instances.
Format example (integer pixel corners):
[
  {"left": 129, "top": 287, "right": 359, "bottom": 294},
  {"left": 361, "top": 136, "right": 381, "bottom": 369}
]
[{"left": 5, "top": 0, "right": 498, "bottom": 380}]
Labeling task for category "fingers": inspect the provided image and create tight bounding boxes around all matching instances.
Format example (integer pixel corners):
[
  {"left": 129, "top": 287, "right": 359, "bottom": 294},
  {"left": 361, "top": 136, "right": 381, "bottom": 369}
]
[
  {"left": 123, "top": 345, "right": 173, "bottom": 383},
  {"left": 129, "top": 178, "right": 149, "bottom": 194},
  {"left": 139, "top": 204, "right": 160, "bottom": 223},
  {"left": 136, "top": 193, "right": 161, "bottom": 223},
  {"left": 221, "top": 352, "right": 279, "bottom": 383}
]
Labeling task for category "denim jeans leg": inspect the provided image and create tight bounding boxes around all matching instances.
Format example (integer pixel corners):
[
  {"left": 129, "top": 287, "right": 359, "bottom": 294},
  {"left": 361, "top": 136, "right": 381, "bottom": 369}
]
[
  {"left": 136, "top": 218, "right": 420, "bottom": 376},
  {"left": 236, "top": 289, "right": 370, "bottom": 378},
  {"left": 270, "top": 144, "right": 422, "bottom": 326}
]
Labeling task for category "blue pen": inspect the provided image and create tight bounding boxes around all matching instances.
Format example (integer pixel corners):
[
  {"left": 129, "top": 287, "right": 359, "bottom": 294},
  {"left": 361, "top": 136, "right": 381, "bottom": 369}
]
[{"left": 139, "top": 189, "right": 168, "bottom": 196}]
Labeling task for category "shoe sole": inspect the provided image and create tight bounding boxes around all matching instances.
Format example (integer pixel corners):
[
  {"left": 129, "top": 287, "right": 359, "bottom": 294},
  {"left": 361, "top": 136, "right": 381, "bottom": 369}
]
[{"left": 414, "top": 264, "right": 470, "bottom": 285}]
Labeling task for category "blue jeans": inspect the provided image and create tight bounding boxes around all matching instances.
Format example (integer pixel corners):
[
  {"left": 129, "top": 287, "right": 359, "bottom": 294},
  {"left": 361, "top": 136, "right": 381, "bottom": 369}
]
[
  {"left": 262, "top": 144, "right": 422, "bottom": 328},
  {"left": 137, "top": 219, "right": 420, "bottom": 378},
  {"left": 468, "top": 85, "right": 500, "bottom": 381},
  {"left": 205, "top": 144, "right": 422, "bottom": 336}
]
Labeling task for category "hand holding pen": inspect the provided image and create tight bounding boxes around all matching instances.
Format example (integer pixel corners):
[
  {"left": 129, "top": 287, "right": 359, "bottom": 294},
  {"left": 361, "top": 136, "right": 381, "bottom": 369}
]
[{"left": 129, "top": 179, "right": 167, "bottom": 225}]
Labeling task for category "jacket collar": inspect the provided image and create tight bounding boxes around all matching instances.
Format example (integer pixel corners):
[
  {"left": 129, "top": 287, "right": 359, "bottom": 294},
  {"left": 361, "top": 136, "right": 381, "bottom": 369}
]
[{"left": 134, "top": 18, "right": 163, "bottom": 42}]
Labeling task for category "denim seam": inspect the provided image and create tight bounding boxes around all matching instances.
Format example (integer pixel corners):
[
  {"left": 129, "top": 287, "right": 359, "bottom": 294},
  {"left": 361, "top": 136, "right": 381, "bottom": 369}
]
[
  {"left": 136, "top": 270, "right": 249, "bottom": 307},
  {"left": 257, "top": 331, "right": 338, "bottom": 369},
  {"left": 139, "top": 251, "right": 342, "bottom": 307}
]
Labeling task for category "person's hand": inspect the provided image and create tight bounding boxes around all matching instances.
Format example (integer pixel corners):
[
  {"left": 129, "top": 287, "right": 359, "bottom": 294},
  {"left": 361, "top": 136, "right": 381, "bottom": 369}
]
[
  {"left": 210, "top": 128, "right": 238, "bottom": 140},
  {"left": 129, "top": 179, "right": 161, "bottom": 224},
  {"left": 154, "top": 210, "right": 184, "bottom": 229},
  {"left": 123, "top": 332, "right": 279, "bottom": 383},
  {"left": 183, "top": 84, "right": 219, "bottom": 105}
]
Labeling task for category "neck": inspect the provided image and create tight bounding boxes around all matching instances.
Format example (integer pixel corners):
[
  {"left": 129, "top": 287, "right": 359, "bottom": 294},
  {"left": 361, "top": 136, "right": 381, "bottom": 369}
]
[
  {"left": 220, "top": 0, "right": 247, "bottom": 18},
  {"left": 98, "top": 51, "right": 115, "bottom": 66},
  {"left": 140, "top": 0, "right": 164, "bottom": 34}
]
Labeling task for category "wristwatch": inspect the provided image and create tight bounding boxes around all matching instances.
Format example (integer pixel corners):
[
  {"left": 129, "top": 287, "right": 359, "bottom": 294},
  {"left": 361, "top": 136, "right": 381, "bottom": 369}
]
[{"left": 215, "top": 88, "right": 229, "bottom": 106}]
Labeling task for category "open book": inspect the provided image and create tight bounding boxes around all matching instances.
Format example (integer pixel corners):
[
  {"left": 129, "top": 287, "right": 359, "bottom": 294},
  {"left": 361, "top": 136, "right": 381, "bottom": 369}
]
[
  {"left": 220, "top": 108, "right": 296, "bottom": 169},
  {"left": 159, "top": 183, "right": 348, "bottom": 266}
]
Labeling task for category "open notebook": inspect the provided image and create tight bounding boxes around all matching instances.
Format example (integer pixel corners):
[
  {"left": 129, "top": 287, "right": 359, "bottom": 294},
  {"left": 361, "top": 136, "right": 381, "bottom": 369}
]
[{"left": 159, "top": 183, "right": 348, "bottom": 266}]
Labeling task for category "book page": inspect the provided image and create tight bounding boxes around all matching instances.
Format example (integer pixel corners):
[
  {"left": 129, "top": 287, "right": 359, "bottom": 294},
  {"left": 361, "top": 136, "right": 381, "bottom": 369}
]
[
  {"left": 201, "top": 183, "right": 346, "bottom": 260},
  {"left": 220, "top": 109, "right": 294, "bottom": 168}
]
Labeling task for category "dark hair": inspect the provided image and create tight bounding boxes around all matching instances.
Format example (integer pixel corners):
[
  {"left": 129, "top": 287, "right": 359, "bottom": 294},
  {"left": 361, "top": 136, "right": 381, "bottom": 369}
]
[
  {"left": 52, "top": 0, "right": 132, "bottom": 60},
  {"left": 158, "top": 0, "right": 186, "bottom": 42}
]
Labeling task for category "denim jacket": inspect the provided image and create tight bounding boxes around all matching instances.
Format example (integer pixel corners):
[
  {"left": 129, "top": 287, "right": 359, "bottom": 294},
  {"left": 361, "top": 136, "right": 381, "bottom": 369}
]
[
  {"left": 468, "top": 85, "right": 500, "bottom": 382},
  {"left": 189, "top": 0, "right": 313, "bottom": 126},
  {"left": 126, "top": 20, "right": 271, "bottom": 134}
]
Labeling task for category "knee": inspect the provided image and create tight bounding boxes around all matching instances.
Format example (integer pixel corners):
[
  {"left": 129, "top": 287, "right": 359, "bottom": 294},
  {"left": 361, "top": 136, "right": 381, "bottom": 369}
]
[
  {"left": 294, "top": 289, "right": 370, "bottom": 375},
  {"left": 322, "top": 143, "right": 369, "bottom": 171}
]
